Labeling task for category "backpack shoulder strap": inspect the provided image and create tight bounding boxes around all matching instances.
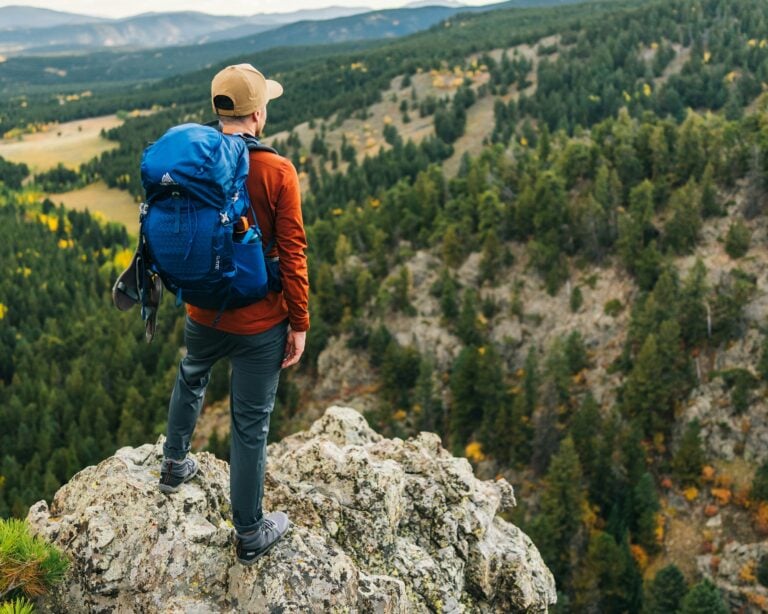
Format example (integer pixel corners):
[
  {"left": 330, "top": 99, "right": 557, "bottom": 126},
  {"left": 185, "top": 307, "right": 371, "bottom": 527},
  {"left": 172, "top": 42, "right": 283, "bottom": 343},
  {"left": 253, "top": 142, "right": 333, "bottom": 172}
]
[
  {"left": 240, "top": 133, "right": 278, "bottom": 155},
  {"left": 234, "top": 133, "right": 279, "bottom": 252},
  {"left": 201, "top": 120, "right": 279, "bottom": 155}
]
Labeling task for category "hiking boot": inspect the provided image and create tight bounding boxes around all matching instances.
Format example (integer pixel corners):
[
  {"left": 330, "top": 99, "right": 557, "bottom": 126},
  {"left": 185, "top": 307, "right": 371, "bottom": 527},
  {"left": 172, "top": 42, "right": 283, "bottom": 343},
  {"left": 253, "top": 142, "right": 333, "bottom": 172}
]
[
  {"left": 235, "top": 512, "right": 291, "bottom": 565},
  {"left": 158, "top": 456, "right": 199, "bottom": 494}
]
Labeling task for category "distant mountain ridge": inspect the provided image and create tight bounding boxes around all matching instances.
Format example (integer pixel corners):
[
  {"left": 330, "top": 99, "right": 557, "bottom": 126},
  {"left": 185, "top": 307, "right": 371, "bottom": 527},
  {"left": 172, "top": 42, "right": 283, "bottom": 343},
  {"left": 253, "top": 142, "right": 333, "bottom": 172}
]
[
  {"left": 0, "top": 4, "right": 485, "bottom": 89},
  {"left": 0, "top": 5, "right": 372, "bottom": 55},
  {"left": 0, "top": 5, "right": 106, "bottom": 29},
  {"left": 0, "top": 1, "right": 585, "bottom": 56},
  {"left": 405, "top": 0, "right": 466, "bottom": 6},
  {"left": 0, "top": 0, "right": 586, "bottom": 92}
]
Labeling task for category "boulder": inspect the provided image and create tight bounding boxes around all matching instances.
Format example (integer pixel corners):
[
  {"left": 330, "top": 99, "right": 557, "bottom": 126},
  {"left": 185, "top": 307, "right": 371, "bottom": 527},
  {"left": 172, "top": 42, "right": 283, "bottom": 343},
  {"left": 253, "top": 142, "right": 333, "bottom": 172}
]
[
  {"left": 28, "top": 406, "right": 556, "bottom": 613},
  {"left": 697, "top": 540, "right": 768, "bottom": 613}
]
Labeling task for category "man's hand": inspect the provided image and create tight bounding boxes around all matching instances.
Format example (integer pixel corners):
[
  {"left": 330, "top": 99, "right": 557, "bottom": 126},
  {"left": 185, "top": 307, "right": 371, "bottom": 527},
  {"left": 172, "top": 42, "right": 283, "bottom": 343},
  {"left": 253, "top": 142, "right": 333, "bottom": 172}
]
[{"left": 282, "top": 328, "right": 306, "bottom": 368}]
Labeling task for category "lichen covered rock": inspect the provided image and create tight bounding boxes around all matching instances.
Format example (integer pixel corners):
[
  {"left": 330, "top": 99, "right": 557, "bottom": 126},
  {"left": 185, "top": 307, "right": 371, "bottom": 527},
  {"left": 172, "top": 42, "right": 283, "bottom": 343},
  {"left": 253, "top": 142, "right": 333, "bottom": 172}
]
[
  {"left": 697, "top": 540, "right": 768, "bottom": 613},
  {"left": 28, "top": 406, "right": 555, "bottom": 613}
]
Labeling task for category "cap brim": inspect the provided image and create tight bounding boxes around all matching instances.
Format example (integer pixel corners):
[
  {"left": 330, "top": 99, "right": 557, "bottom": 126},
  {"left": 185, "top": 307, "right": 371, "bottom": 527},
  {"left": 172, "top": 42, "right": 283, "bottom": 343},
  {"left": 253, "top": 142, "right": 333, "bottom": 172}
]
[{"left": 266, "top": 79, "right": 283, "bottom": 101}]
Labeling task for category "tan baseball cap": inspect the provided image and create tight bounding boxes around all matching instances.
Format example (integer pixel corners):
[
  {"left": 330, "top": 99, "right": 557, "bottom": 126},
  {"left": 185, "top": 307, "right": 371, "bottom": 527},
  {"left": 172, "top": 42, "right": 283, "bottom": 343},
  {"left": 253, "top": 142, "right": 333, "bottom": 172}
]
[{"left": 211, "top": 63, "right": 283, "bottom": 117}]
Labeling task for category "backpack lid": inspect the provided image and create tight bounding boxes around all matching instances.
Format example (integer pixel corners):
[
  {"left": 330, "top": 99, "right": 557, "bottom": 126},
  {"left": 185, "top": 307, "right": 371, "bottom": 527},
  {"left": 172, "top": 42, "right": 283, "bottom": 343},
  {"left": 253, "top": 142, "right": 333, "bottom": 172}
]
[{"left": 140, "top": 123, "right": 249, "bottom": 207}]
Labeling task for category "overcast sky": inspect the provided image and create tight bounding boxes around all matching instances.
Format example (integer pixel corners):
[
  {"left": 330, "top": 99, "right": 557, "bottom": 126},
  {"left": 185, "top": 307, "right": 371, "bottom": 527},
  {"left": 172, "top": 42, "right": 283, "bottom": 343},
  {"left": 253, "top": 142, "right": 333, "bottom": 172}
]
[{"left": 3, "top": 0, "right": 498, "bottom": 19}]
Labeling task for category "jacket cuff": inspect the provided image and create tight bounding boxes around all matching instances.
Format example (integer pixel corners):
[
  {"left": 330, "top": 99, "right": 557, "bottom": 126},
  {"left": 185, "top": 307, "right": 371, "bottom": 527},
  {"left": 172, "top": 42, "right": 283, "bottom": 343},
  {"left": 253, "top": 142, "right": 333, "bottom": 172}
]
[{"left": 289, "top": 317, "right": 309, "bottom": 333}]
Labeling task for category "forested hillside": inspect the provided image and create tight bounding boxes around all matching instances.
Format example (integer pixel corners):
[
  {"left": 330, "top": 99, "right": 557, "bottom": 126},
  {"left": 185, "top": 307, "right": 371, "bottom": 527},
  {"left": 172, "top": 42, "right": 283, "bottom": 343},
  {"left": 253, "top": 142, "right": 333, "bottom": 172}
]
[
  {"left": 0, "top": 190, "right": 181, "bottom": 518},
  {"left": 0, "top": 0, "right": 641, "bottom": 135},
  {"left": 4, "top": 0, "right": 768, "bottom": 611}
]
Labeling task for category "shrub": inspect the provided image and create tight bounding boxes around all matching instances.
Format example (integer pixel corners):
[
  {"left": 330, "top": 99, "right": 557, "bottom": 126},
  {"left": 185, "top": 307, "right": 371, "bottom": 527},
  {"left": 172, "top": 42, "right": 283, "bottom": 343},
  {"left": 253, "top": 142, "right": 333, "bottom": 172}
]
[
  {"left": 672, "top": 421, "right": 705, "bottom": 486},
  {"left": 0, "top": 518, "right": 68, "bottom": 602},
  {"left": 752, "top": 460, "right": 768, "bottom": 502},
  {"left": 569, "top": 285, "right": 583, "bottom": 312},
  {"left": 758, "top": 554, "right": 768, "bottom": 587},
  {"left": 724, "top": 219, "right": 750, "bottom": 259},
  {"left": 604, "top": 299, "right": 623, "bottom": 317}
]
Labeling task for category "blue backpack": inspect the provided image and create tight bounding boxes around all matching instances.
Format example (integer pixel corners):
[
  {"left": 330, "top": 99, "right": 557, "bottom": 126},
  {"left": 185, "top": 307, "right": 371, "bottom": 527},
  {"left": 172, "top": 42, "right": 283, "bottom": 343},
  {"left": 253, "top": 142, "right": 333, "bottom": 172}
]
[{"left": 139, "top": 123, "right": 279, "bottom": 313}]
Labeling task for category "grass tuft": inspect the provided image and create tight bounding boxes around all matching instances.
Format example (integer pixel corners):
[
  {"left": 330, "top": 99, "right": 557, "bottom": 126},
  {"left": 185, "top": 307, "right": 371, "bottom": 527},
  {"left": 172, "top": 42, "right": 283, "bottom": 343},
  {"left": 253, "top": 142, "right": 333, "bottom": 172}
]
[{"left": 0, "top": 519, "right": 68, "bottom": 602}]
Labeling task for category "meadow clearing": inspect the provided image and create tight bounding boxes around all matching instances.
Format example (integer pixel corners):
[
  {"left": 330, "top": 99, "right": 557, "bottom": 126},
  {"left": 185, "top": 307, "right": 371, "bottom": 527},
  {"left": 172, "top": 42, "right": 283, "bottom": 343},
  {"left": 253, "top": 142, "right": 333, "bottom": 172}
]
[
  {"left": 0, "top": 114, "right": 123, "bottom": 173},
  {"left": 49, "top": 180, "right": 140, "bottom": 235},
  {"left": 0, "top": 113, "right": 141, "bottom": 234}
]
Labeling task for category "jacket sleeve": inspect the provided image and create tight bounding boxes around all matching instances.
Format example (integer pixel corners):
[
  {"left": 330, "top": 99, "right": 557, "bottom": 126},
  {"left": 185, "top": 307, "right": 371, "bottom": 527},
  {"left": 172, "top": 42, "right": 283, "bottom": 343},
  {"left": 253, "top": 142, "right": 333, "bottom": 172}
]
[{"left": 275, "top": 161, "right": 310, "bottom": 332}]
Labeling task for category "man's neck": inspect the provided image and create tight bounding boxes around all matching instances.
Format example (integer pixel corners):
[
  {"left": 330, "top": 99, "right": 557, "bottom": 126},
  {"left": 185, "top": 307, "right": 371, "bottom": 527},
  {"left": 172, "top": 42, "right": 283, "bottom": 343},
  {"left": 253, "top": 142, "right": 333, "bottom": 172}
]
[{"left": 219, "top": 120, "right": 258, "bottom": 138}]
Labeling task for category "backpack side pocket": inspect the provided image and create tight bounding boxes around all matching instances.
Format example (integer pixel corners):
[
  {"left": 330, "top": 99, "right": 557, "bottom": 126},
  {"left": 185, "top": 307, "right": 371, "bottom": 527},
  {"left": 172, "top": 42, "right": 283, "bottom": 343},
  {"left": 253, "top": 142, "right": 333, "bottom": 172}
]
[{"left": 231, "top": 240, "right": 269, "bottom": 300}]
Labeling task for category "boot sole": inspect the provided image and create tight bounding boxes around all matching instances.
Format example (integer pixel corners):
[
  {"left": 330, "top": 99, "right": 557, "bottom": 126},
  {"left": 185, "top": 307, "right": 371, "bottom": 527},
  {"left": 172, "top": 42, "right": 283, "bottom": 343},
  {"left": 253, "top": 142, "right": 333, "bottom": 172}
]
[{"left": 237, "top": 522, "right": 292, "bottom": 566}]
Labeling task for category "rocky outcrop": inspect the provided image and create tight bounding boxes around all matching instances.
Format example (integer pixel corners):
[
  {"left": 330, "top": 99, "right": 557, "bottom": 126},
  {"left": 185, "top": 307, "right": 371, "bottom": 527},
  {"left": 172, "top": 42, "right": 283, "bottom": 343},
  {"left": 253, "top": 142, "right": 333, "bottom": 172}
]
[
  {"left": 27, "top": 406, "right": 556, "bottom": 613},
  {"left": 698, "top": 540, "right": 768, "bottom": 613}
]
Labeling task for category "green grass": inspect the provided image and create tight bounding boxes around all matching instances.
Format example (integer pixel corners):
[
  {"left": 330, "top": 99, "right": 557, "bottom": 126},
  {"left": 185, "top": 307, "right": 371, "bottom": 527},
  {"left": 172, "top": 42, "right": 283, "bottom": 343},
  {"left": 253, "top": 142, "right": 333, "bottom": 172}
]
[{"left": 0, "top": 597, "right": 35, "bottom": 614}]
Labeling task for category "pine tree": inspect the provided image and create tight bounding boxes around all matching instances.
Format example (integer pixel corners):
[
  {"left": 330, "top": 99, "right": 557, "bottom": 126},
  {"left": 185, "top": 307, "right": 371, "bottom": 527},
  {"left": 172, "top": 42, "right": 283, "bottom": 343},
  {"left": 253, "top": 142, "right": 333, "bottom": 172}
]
[
  {"left": 449, "top": 344, "right": 506, "bottom": 454},
  {"left": 622, "top": 334, "right": 665, "bottom": 435},
  {"left": 532, "top": 171, "right": 568, "bottom": 239},
  {"left": 593, "top": 164, "right": 622, "bottom": 214},
  {"left": 570, "top": 530, "right": 609, "bottom": 611},
  {"left": 700, "top": 163, "right": 721, "bottom": 217},
  {"left": 724, "top": 219, "right": 750, "bottom": 259},
  {"left": 570, "top": 393, "right": 601, "bottom": 480},
  {"left": 654, "top": 319, "right": 693, "bottom": 423},
  {"left": 678, "top": 259, "right": 708, "bottom": 347},
  {"left": 643, "top": 564, "right": 687, "bottom": 614},
  {"left": 664, "top": 180, "right": 702, "bottom": 255},
  {"left": 675, "top": 111, "right": 706, "bottom": 182},
  {"left": 760, "top": 333, "right": 768, "bottom": 382},
  {"left": 522, "top": 348, "right": 539, "bottom": 416},
  {"left": 544, "top": 337, "right": 571, "bottom": 404},
  {"left": 672, "top": 420, "right": 705, "bottom": 485},
  {"left": 743, "top": 145, "right": 766, "bottom": 220},
  {"left": 751, "top": 460, "right": 768, "bottom": 502},
  {"left": 456, "top": 289, "right": 484, "bottom": 346},
  {"left": 632, "top": 472, "right": 660, "bottom": 552},
  {"left": 565, "top": 331, "right": 589, "bottom": 374},
  {"left": 635, "top": 241, "right": 663, "bottom": 292},
  {"left": 618, "top": 180, "right": 654, "bottom": 275},
  {"left": 507, "top": 391, "right": 533, "bottom": 466},
  {"left": 529, "top": 437, "right": 585, "bottom": 587},
  {"left": 441, "top": 225, "right": 464, "bottom": 269},
  {"left": 679, "top": 579, "right": 728, "bottom": 614},
  {"left": 570, "top": 285, "right": 583, "bottom": 312},
  {"left": 479, "top": 231, "right": 502, "bottom": 285},
  {"left": 388, "top": 266, "right": 414, "bottom": 315},
  {"left": 530, "top": 394, "right": 560, "bottom": 476}
]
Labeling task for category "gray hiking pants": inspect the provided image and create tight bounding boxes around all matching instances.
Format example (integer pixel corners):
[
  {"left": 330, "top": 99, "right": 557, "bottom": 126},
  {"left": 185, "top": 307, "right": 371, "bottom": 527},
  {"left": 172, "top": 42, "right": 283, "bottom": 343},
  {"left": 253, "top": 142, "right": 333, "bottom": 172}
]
[{"left": 163, "top": 315, "right": 287, "bottom": 533}]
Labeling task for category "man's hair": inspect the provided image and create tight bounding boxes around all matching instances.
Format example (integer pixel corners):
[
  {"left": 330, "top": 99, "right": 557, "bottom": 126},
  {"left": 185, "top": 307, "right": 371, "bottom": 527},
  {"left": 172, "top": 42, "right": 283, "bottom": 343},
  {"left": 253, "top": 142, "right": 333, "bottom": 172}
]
[
  {"left": 218, "top": 114, "right": 252, "bottom": 124},
  {"left": 214, "top": 95, "right": 251, "bottom": 122}
]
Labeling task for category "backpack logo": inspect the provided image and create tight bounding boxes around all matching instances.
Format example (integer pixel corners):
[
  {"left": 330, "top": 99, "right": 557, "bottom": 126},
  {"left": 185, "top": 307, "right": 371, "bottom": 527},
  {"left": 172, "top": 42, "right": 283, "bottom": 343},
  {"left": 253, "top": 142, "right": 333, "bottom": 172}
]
[{"left": 160, "top": 172, "right": 175, "bottom": 185}]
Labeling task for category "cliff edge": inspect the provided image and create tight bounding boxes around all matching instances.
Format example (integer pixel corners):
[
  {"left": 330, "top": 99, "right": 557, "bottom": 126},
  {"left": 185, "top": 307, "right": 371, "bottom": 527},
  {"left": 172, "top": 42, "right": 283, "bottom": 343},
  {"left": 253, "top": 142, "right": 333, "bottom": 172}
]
[{"left": 26, "top": 406, "right": 556, "bottom": 612}]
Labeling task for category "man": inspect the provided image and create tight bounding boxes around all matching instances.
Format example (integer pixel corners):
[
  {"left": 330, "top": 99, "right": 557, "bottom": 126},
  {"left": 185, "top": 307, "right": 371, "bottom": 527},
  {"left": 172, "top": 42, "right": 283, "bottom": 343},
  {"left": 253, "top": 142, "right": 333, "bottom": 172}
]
[{"left": 157, "top": 63, "right": 309, "bottom": 565}]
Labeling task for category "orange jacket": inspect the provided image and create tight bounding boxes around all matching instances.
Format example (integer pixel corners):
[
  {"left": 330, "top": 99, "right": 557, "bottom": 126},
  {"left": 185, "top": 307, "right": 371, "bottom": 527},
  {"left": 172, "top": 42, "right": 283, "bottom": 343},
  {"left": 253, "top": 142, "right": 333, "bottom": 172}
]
[{"left": 187, "top": 149, "right": 310, "bottom": 333}]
